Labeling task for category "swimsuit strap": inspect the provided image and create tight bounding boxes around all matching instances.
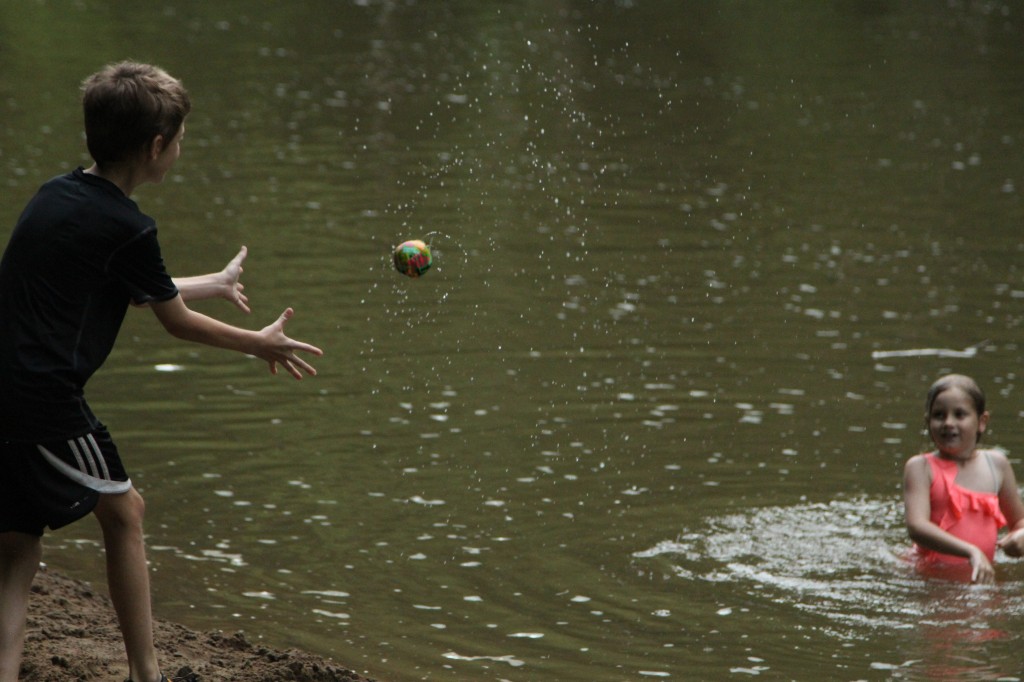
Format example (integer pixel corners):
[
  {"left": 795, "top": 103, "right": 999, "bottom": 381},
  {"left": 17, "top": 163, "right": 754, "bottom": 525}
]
[{"left": 983, "top": 450, "right": 1001, "bottom": 492}]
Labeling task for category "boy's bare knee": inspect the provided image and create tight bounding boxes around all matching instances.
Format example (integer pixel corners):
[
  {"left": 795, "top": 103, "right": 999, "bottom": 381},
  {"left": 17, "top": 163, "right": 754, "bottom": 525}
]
[{"left": 94, "top": 488, "right": 146, "bottom": 531}]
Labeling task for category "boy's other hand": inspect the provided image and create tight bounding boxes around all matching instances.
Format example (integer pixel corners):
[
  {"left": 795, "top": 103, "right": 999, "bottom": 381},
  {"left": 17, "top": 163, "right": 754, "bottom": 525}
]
[{"left": 221, "top": 246, "right": 250, "bottom": 314}]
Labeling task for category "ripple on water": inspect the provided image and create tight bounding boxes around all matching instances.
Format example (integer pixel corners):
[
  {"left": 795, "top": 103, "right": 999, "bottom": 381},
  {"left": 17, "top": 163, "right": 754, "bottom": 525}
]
[{"left": 635, "top": 496, "right": 1024, "bottom": 635}]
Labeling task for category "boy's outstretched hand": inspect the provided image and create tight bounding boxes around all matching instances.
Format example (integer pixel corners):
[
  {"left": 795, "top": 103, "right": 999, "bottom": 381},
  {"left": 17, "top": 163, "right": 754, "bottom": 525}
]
[
  {"left": 257, "top": 307, "right": 323, "bottom": 380},
  {"left": 219, "top": 246, "right": 250, "bottom": 313}
]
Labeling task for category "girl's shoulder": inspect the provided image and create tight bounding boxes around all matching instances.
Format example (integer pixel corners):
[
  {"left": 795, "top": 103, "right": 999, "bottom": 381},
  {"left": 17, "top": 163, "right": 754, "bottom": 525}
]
[
  {"left": 903, "top": 452, "right": 935, "bottom": 479},
  {"left": 905, "top": 451, "right": 935, "bottom": 466},
  {"left": 980, "top": 448, "right": 1010, "bottom": 466}
]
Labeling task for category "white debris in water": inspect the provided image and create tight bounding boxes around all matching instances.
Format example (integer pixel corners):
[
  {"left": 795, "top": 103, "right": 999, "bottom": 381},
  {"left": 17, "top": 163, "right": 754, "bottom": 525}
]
[
  {"left": 871, "top": 341, "right": 985, "bottom": 359},
  {"left": 154, "top": 363, "right": 185, "bottom": 372},
  {"left": 409, "top": 495, "right": 445, "bottom": 506},
  {"left": 242, "top": 591, "right": 275, "bottom": 600},
  {"left": 730, "top": 665, "right": 769, "bottom": 675},
  {"left": 442, "top": 652, "right": 524, "bottom": 668},
  {"left": 311, "top": 609, "right": 349, "bottom": 619}
]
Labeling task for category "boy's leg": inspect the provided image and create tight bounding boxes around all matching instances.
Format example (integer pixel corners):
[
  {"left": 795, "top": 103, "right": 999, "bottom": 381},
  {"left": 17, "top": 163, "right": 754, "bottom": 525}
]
[
  {"left": 94, "top": 488, "right": 161, "bottom": 682},
  {"left": 0, "top": 531, "right": 42, "bottom": 682}
]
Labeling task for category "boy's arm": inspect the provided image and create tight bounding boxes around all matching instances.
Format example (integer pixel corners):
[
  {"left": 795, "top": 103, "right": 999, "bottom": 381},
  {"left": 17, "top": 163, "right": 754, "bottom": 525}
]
[
  {"left": 150, "top": 294, "right": 322, "bottom": 379},
  {"left": 903, "top": 455, "right": 995, "bottom": 583},
  {"left": 171, "top": 245, "right": 250, "bottom": 313}
]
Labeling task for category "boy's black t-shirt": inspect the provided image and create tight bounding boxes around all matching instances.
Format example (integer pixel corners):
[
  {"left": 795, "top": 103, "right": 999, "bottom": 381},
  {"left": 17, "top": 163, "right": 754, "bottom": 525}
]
[{"left": 0, "top": 168, "right": 179, "bottom": 441}]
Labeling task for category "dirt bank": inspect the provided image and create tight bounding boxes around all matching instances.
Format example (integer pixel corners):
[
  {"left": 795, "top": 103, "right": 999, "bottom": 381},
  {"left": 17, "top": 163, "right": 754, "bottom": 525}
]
[{"left": 21, "top": 566, "right": 379, "bottom": 682}]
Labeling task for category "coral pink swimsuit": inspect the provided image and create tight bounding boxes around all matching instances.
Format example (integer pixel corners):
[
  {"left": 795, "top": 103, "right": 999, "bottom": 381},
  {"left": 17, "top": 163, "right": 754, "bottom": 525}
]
[{"left": 916, "top": 451, "right": 1007, "bottom": 566}]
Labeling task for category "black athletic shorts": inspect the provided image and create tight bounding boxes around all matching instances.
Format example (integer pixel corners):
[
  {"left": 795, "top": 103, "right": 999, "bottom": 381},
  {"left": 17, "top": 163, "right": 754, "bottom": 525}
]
[{"left": 0, "top": 428, "right": 132, "bottom": 536}]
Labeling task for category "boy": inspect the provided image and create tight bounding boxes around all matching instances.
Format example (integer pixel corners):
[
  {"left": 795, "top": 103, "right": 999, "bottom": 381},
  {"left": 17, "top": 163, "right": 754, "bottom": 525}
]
[{"left": 0, "top": 62, "right": 323, "bottom": 682}]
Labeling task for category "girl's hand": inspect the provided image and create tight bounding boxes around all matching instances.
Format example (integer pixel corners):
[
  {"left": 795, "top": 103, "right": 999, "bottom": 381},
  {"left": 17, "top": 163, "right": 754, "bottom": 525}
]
[
  {"left": 220, "top": 246, "right": 250, "bottom": 314},
  {"left": 257, "top": 308, "right": 323, "bottom": 379},
  {"left": 969, "top": 547, "right": 996, "bottom": 584},
  {"left": 996, "top": 528, "right": 1024, "bottom": 558}
]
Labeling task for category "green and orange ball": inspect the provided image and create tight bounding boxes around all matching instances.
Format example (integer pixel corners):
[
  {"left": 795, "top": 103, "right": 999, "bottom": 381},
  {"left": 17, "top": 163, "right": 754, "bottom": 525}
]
[{"left": 393, "top": 239, "right": 432, "bottom": 278}]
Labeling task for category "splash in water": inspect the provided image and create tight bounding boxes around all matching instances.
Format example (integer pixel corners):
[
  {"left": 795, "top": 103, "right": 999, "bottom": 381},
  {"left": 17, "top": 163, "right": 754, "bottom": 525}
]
[{"left": 634, "top": 496, "right": 1024, "bottom": 635}]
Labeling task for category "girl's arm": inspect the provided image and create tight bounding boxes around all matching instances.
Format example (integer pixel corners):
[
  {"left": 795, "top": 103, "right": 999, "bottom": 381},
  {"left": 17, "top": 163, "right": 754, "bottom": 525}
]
[
  {"left": 171, "top": 245, "right": 250, "bottom": 313},
  {"left": 149, "top": 294, "right": 322, "bottom": 379},
  {"left": 995, "top": 452, "right": 1024, "bottom": 557},
  {"left": 904, "top": 454, "right": 995, "bottom": 583}
]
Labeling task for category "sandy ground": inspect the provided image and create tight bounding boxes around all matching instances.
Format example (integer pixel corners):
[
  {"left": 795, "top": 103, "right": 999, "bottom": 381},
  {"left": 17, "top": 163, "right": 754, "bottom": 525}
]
[{"left": 21, "top": 566, "right": 378, "bottom": 682}]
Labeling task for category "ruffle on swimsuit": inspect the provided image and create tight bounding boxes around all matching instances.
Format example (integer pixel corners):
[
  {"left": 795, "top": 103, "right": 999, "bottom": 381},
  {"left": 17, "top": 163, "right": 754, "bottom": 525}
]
[{"left": 916, "top": 452, "right": 1007, "bottom": 566}]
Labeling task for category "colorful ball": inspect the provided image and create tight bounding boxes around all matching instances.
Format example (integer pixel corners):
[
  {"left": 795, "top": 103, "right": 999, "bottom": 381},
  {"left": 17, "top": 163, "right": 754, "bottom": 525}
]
[{"left": 393, "top": 239, "right": 432, "bottom": 278}]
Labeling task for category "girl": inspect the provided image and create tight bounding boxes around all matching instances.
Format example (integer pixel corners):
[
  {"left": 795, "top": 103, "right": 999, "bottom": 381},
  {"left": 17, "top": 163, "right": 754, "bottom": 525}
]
[{"left": 904, "top": 374, "right": 1024, "bottom": 583}]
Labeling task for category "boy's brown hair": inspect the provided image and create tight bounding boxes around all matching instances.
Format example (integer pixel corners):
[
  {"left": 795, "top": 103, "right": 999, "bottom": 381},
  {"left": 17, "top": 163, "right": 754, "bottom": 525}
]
[{"left": 81, "top": 61, "right": 191, "bottom": 167}]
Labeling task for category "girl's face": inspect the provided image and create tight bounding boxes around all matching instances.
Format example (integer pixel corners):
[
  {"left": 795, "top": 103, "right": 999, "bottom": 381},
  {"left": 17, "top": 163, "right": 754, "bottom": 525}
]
[{"left": 927, "top": 386, "right": 989, "bottom": 458}]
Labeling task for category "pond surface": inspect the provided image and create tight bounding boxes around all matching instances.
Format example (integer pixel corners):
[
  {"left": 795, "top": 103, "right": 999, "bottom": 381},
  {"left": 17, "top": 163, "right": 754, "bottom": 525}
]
[{"left": 3, "top": 1, "right": 1024, "bottom": 679}]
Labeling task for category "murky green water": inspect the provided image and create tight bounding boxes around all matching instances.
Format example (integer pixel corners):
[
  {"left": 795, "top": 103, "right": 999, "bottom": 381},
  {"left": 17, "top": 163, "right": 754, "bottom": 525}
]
[{"left": 3, "top": 1, "right": 1024, "bottom": 679}]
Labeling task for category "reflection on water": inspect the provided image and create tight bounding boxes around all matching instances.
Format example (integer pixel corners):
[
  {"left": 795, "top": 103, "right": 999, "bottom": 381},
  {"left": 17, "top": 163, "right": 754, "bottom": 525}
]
[{"left": 3, "top": 0, "right": 1024, "bottom": 680}]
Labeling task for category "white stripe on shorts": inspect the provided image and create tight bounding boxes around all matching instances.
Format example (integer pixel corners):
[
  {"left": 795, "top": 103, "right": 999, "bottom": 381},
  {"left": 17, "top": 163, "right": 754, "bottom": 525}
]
[
  {"left": 84, "top": 433, "right": 112, "bottom": 480},
  {"left": 67, "top": 438, "right": 96, "bottom": 478},
  {"left": 37, "top": 444, "right": 131, "bottom": 495},
  {"left": 66, "top": 438, "right": 88, "bottom": 474}
]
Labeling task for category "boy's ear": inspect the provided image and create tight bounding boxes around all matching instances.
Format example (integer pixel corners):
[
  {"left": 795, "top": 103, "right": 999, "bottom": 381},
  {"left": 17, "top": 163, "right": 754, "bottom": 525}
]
[{"left": 148, "top": 134, "right": 166, "bottom": 159}]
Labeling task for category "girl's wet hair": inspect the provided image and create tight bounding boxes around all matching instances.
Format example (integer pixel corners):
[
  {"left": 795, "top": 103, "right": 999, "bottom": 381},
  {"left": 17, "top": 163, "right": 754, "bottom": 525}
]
[
  {"left": 82, "top": 61, "right": 191, "bottom": 167},
  {"left": 925, "top": 373, "right": 986, "bottom": 417}
]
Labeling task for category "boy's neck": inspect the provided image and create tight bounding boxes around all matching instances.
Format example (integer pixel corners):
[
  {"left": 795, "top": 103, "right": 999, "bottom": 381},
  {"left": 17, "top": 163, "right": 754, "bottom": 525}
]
[{"left": 84, "top": 163, "right": 138, "bottom": 197}]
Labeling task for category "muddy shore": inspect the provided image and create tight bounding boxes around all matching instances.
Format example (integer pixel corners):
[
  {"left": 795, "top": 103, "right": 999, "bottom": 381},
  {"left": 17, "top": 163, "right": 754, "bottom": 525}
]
[{"left": 21, "top": 566, "right": 378, "bottom": 682}]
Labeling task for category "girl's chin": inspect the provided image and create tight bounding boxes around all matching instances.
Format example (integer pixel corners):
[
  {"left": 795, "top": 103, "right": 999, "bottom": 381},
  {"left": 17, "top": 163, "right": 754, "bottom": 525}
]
[{"left": 937, "top": 445, "right": 975, "bottom": 459}]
